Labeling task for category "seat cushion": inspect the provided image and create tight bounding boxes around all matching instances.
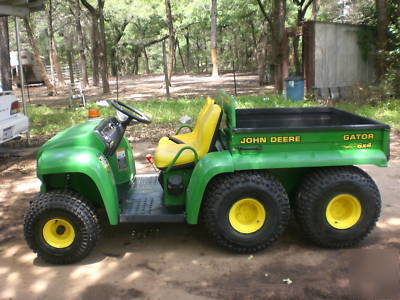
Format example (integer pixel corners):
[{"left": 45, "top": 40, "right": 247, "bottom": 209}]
[
  {"left": 155, "top": 142, "right": 197, "bottom": 168},
  {"left": 172, "top": 97, "right": 215, "bottom": 144},
  {"left": 155, "top": 103, "right": 222, "bottom": 169}
]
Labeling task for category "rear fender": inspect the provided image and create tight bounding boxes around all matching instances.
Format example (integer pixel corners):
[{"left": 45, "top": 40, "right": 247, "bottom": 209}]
[
  {"left": 185, "top": 150, "right": 234, "bottom": 224},
  {"left": 38, "top": 147, "right": 119, "bottom": 225}
]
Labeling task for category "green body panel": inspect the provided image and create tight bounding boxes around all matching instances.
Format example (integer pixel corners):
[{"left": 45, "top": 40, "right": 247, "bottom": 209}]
[
  {"left": 163, "top": 168, "right": 193, "bottom": 206},
  {"left": 36, "top": 119, "right": 133, "bottom": 225},
  {"left": 108, "top": 137, "right": 136, "bottom": 184},
  {"left": 186, "top": 150, "right": 234, "bottom": 224},
  {"left": 38, "top": 147, "right": 120, "bottom": 224},
  {"left": 230, "top": 129, "right": 389, "bottom": 168}
]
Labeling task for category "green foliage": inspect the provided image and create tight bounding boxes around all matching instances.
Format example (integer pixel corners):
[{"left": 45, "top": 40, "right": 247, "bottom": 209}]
[
  {"left": 356, "top": 27, "right": 376, "bottom": 62},
  {"left": 383, "top": 0, "right": 400, "bottom": 96}
]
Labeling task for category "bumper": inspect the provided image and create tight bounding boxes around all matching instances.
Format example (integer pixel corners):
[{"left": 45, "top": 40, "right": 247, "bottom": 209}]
[{"left": 0, "top": 113, "right": 29, "bottom": 144}]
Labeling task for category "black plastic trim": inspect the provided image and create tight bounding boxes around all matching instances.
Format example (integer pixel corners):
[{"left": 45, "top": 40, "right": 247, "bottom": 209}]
[
  {"left": 233, "top": 107, "right": 390, "bottom": 133},
  {"left": 94, "top": 117, "right": 125, "bottom": 157}
]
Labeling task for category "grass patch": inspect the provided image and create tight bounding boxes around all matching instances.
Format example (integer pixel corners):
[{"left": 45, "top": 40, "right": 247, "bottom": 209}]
[{"left": 28, "top": 95, "right": 400, "bottom": 135}]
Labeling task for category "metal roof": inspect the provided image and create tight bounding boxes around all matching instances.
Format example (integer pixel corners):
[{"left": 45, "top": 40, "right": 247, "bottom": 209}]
[{"left": 0, "top": 0, "right": 45, "bottom": 17}]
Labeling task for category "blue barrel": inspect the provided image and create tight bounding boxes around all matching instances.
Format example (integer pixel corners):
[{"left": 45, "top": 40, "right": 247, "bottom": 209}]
[{"left": 285, "top": 77, "right": 304, "bottom": 101}]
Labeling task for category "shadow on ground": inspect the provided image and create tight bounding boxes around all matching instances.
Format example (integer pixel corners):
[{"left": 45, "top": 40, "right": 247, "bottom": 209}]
[{"left": 0, "top": 142, "right": 399, "bottom": 300}]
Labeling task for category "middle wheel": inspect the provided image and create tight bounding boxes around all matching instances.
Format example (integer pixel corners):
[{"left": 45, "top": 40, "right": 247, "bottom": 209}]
[{"left": 202, "top": 171, "right": 290, "bottom": 253}]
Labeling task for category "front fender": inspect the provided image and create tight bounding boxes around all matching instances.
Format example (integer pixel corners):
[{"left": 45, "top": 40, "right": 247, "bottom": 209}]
[
  {"left": 185, "top": 150, "right": 234, "bottom": 224},
  {"left": 38, "top": 147, "right": 119, "bottom": 225}
]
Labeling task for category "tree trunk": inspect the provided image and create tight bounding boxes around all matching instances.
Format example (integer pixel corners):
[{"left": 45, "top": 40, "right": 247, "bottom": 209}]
[
  {"left": 66, "top": 49, "right": 74, "bottom": 84},
  {"left": 375, "top": 0, "right": 388, "bottom": 82},
  {"left": 91, "top": 15, "right": 100, "bottom": 86},
  {"left": 210, "top": 0, "right": 219, "bottom": 77},
  {"left": 176, "top": 38, "right": 187, "bottom": 73},
  {"left": 51, "top": 37, "right": 66, "bottom": 86},
  {"left": 110, "top": 48, "right": 117, "bottom": 76},
  {"left": 162, "top": 40, "right": 170, "bottom": 98},
  {"left": 132, "top": 50, "right": 140, "bottom": 75},
  {"left": 292, "top": 8, "right": 304, "bottom": 76},
  {"left": 257, "top": 25, "right": 268, "bottom": 86},
  {"left": 0, "top": 16, "right": 12, "bottom": 91},
  {"left": 311, "top": 0, "right": 320, "bottom": 20},
  {"left": 195, "top": 37, "right": 201, "bottom": 72},
  {"left": 81, "top": 0, "right": 101, "bottom": 86},
  {"left": 271, "top": 0, "right": 286, "bottom": 93},
  {"left": 165, "top": 0, "right": 175, "bottom": 85},
  {"left": 292, "top": 35, "right": 302, "bottom": 75},
  {"left": 185, "top": 32, "right": 190, "bottom": 72},
  {"left": 143, "top": 47, "right": 150, "bottom": 74},
  {"left": 98, "top": 0, "right": 110, "bottom": 94},
  {"left": 23, "top": 17, "right": 56, "bottom": 96},
  {"left": 173, "top": 39, "right": 178, "bottom": 73},
  {"left": 48, "top": 0, "right": 65, "bottom": 86},
  {"left": 75, "top": 0, "right": 89, "bottom": 88}
]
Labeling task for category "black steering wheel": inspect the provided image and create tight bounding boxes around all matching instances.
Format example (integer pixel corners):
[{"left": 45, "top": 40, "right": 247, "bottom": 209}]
[{"left": 110, "top": 100, "right": 152, "bottom": 125}]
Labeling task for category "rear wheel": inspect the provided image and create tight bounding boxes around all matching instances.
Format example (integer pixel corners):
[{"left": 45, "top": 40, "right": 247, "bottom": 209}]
[
  {"left": 24, "top": 190, "right": 100, "bottom": 264},
  {"left": 202, "top": 171, "right": 290, "bottom": 253},
  {"left": 295, "top": 166, "right": 381, "bottom": 248}
]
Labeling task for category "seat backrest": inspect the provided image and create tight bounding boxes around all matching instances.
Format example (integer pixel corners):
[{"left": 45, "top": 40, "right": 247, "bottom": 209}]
[
  {"left": 192, "top": 97, "right": 214, "bottom": 135},
  {"left": 193, "top": 104, "right": 222, "bottom": 156}
]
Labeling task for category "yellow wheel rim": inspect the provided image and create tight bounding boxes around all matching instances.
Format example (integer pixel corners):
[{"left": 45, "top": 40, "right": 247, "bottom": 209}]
[
  {"left": 228, "top": 198, "right": 266, "bottom": 234},
  {"left": 42, "top": 218, "right": 76, "bottom": 248},
  {"left": 326, "top": 194, "right": 362, "bottom": 229}
]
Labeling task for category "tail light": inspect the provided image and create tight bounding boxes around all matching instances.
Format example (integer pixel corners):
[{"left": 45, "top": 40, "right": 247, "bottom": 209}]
[{"left": 10, "top": 101, "right": 20, "bottom": 115}]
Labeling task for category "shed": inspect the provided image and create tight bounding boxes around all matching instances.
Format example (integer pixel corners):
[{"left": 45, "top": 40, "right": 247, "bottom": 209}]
[{"left": 303, "top": 21, "right": 375, "bottom": 97}]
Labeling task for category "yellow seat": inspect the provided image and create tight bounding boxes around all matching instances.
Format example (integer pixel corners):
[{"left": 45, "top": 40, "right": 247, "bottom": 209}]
[
  {"left": 171, "top": 97, "right": 214, "bottom": 144},
  {"left": 157, "top": 97, "right": 214, "bottom": 147},
  {"left": 155, "top": 103, "right": 222, "bottom": 169}
]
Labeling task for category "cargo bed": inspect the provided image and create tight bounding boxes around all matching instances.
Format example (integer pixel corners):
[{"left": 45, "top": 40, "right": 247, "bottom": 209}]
[
  {"left": 234, "top": 107, "right": 389, "bottom": 133},
  {"left": 217, "top": 93, "right": 391, "bottom": 169}
]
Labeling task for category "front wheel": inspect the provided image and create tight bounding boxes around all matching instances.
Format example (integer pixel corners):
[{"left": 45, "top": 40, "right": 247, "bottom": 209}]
[
  {"left": 24, "top": 191, "right": 100, "bottom": 264},
  {"left": 202, "top": 171, "right": 290, "bottom": 253}
]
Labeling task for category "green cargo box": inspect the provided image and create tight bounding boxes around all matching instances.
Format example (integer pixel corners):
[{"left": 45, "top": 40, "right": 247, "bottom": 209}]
[{"left": 218, "top": 93, "right": 390, "bottom": 170}]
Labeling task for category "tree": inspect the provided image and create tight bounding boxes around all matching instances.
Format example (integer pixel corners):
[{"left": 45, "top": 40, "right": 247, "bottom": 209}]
[
  {"left": 81, "top": 0, "right": 100, "bottom": 87},
  {"left": 291, "top": 0, "right": 315, "bottom": 75},
  {"left": 73, "top": 0, "right": 89, "bottom": 88},
  {"left": 98, "top": 0, "right": 110, "bottom": 93},
  {"left": 210, "top": 0, "right": 219, "bottom": 77},
  {"left": 24, "top": 16, "right": 56, "bottom": 96},
  {"left": 0, "top": 17, "right": 12, "bottom": 91},
  {"left": 48, "top": 0, "right": 65, "bottom": 86},
  {"left": 311, "top": 0, "right": 320, "bottom": 20},
  {"left": 109, "top": 20, "right": 129, "bottom": 76},
  {"left": 256, "top": 0, "right": 287, "bottom": 92},
  {"left": 256, "top": 23, "right": 269, "bottom": 85},
  {"left": 375, "top": 0, "right": 388, "bottom": 82},
  {"left": 80, "top": 0, "right": 110, "bottom": 93},
  {"left": 165, "top": 0, "right": 175, "bottom": 85}
]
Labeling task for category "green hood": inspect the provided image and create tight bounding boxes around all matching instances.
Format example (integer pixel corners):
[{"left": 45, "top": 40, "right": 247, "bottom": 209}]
[{"left": 38, "top": 120, "right": 105, "bottom": 159}]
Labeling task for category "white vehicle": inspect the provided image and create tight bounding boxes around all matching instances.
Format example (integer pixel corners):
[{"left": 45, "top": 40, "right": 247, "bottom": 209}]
[{"left": 0, "top": 91, "right": 29, "bottom": 144}]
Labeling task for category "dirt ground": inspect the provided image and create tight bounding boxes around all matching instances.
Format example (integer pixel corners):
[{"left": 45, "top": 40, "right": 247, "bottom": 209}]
[
  {"left": 16, "top": 73, "right": 271, "bottom": 106},
  {"left": 0, "top": 135, "right": 400, "bottom": 300}
]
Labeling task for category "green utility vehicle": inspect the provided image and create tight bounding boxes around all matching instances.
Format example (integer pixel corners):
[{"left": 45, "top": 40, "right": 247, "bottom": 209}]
[{"left": 24, "top": 92, "right": 390, "bottom": 264}]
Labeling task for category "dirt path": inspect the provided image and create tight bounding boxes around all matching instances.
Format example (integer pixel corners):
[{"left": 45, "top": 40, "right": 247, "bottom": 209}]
[{"left": 0, "top": 141, "right": 399, "bottom": 300}]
